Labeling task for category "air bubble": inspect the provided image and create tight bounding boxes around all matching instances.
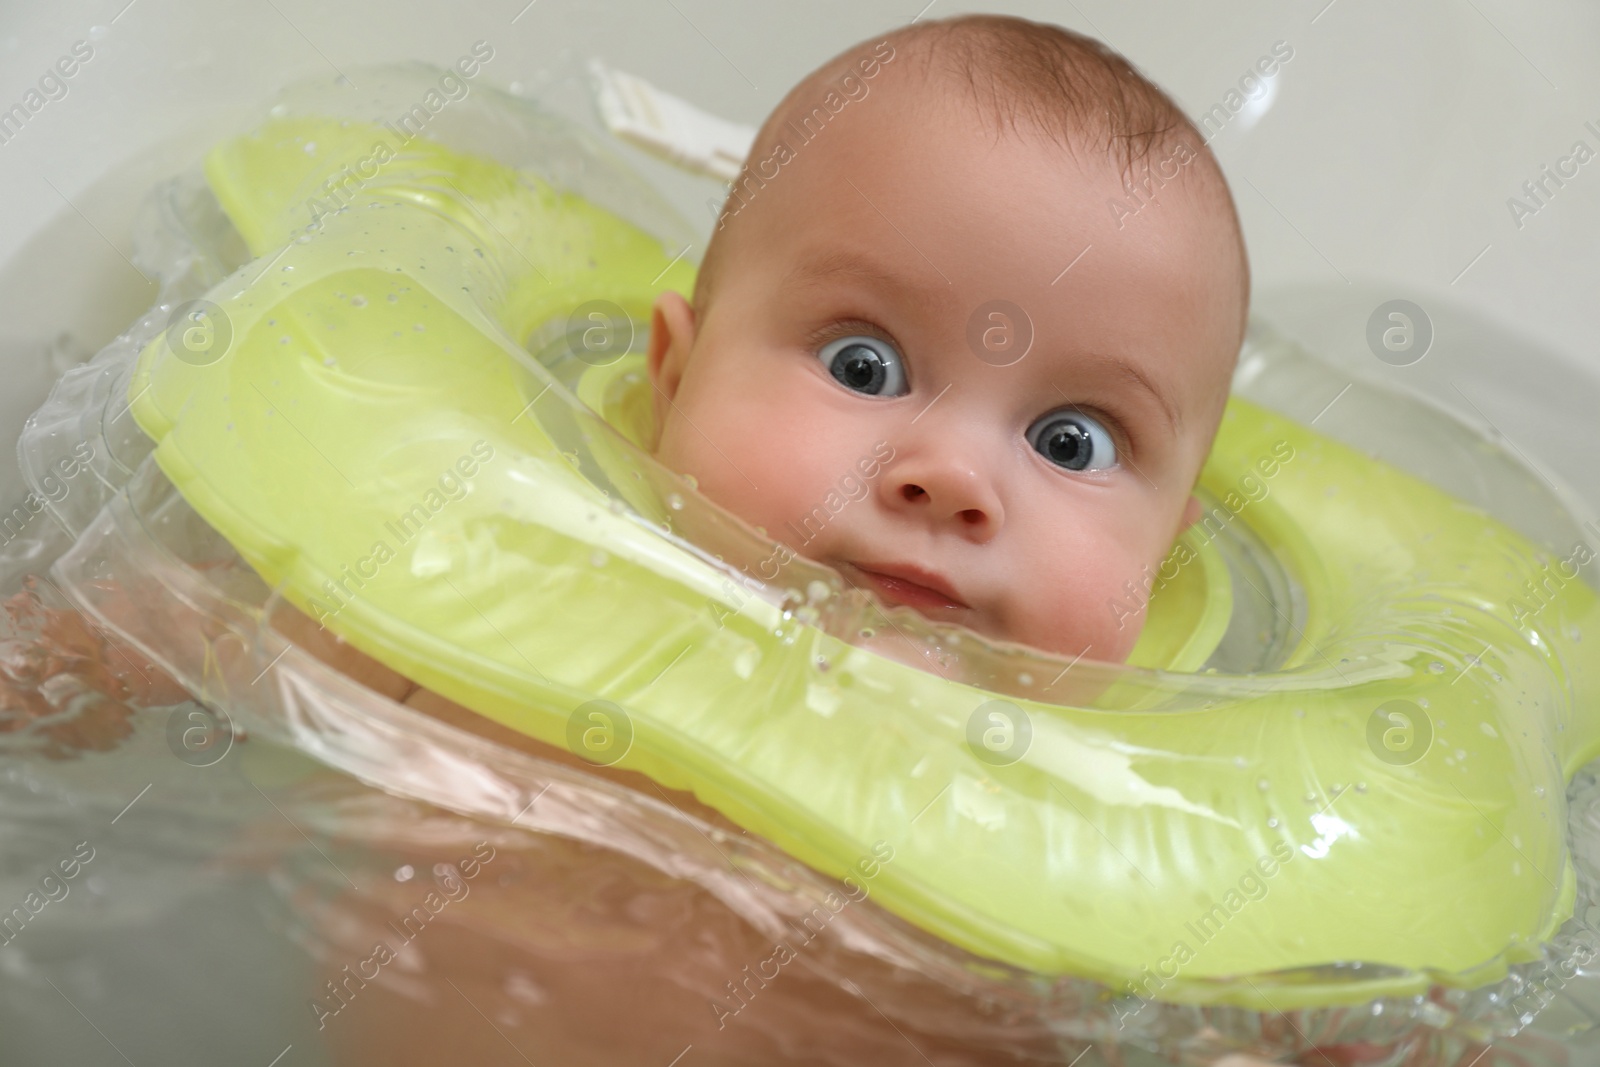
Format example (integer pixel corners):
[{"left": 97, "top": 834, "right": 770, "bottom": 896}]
[
  {"left": 394, "top": 864, "right": 415, "bottom": 882},
  {"left": 1267, "top": 817, "right": 1280, "bottom": 829},
  {"left": 1257, "top": 778, "right": 1270, "bottom": 791},
  {"left": 590, "top": 550, "right": 609, "bottom": 568},
  {"left": 806, "top": 580, "right": 830, "bottom": 604},
  {"left": 1018, "top": 673, "right": 1033, "bottom": 687},
  {"left": 859, "top": 628, "right": 876, "bottom": 639},
  {"left": 667, "top": 493, "right": 684, "bottom": 511},
  {"left": 351, "top": 295, "right": 367, "bottom": 307},
  {"left": 682, "top": 473, "right": 699, "bottom": 490}
]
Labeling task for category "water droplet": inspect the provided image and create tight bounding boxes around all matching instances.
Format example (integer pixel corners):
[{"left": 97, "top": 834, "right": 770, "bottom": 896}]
[
  {"left": 1429, "top": 661, "right": 1446, "bottom": 674},
  {"left": 1534, "top": 785, "right": 1546, "bottom": 798},
  {"left": 387, "top": 293, "right": 399, "bottom": 303},
  {"left": 806, "top": 580, "right": 830, "bottom": 604},
  {"left": 413, "top": 323, "right": 425, "bottom": 332},
  {"left": 682, "top": 473, "right": 699, "bottom": 490},
  {"left": 667, "top": 492, "right": 684, "bottom": 511},
  {"left": 1303, "top": 792, "right": 1318, "bottom": 804},
  {"left": 590, "top": 550, "right": 609, "bottom": 568},
  {"left": 1266, "top": 817, "right": 1280, "bottom": 829},
  {"left": 1355, "top": 781, "right": 1368, "bottom": 793},
  {"left": 607, "top": 497, "right": 626, "bottom": 515},
  {"left": 814, "top": 657, "right": 830, "bottom": 672},
  {"left": 1018, "top": 672, "right": 1033, "bottom": 687},
  {"left": 1257, "top": 777, "right": 1270, "bottom": 791},
  {"left": 394, "top": 864, "right": 415, "bottom": 882},
  {"left": 295, "top": 233, "right": 313, "bottom": 244},
  {"left": 303, "top": 141, "right": 318, "bottom": 154},
  {"left": 1234, "top": 756, "right": 1247, "bottom": 769},
  {"left": 350, "top": 295, "right": 367, "bottom": 307},
  {"left": 1417, "top": 697, "right": 1430, "bottom": 708},
  {"left": 858, "top": 627, "right": 876, "bottom": 639}
]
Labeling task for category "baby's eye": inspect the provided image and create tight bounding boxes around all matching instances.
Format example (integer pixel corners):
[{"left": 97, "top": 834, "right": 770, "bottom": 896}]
[
  {"left": 817, "top": 334, "right": 907, "bottom": 397},
  {"left": 1027, "top": 410, "right": 1117, "bottom": 472}
]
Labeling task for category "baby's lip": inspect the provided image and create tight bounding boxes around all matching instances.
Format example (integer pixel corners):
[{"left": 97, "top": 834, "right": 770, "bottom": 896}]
[{"left": 846, "top": 560, "right": 969, "bottom": 611}]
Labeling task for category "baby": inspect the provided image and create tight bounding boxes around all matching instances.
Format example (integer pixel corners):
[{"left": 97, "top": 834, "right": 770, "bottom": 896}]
[{"left": 646, "top": 14, "right": 1249, "bottom": 665}]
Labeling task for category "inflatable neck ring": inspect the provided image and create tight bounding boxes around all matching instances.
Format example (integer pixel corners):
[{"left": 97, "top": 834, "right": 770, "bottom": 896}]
[{"left": 116, "top": 104, "right": 1600, "bottom": 1016}]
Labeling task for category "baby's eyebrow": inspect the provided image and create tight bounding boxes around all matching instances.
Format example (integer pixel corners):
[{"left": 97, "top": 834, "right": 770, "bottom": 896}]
[
  {"left": 782, "top": 248, "right": 949, "bottom": 313},
  {"left": 785, "top": 247, "right": 1182, "bottom": 436},
  {"left": 1073, "top": 351, "right": 1182, "bottom": 436}
]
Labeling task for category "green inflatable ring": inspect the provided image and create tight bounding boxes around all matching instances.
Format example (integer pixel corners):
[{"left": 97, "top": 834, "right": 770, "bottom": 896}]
[{"left": 128, "top": 115, "right": 1600, "bottom": 1011}]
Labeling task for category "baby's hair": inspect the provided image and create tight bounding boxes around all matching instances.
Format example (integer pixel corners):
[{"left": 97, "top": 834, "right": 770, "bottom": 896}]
[
  {"left": 888, "top": 14, "right": 1200, "bottom": 177},
  {"left": 693, "top": 13, "right": 1245, "bottom": 321}
]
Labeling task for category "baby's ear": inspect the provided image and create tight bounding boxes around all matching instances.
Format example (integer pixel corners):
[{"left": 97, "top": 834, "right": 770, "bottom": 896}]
[
  {"left": 648, "top": 290, "right": 697, "bottom": 442},
  {"left": 1179, "top": 494, "right": 1203, "bottom": 532}
]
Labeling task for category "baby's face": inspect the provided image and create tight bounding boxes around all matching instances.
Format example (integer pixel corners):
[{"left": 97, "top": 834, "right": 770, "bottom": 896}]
[{"left": 648, "top": 84, "right": 1244, "bottom": 663}]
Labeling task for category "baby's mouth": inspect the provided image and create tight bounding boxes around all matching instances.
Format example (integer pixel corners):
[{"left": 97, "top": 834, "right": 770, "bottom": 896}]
[{"left": 844, "top": 561, "right": 969, "bottom": 612}]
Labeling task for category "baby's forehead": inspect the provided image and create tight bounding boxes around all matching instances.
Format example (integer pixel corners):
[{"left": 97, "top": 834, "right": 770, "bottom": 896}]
[{"left": 768, "top": 64, "right": 1221, "bottom": 214}]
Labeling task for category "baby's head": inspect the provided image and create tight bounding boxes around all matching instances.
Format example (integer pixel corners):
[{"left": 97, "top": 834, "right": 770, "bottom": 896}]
[{"left": 646, "top": 14, "right": 1249, "bottom": 663}]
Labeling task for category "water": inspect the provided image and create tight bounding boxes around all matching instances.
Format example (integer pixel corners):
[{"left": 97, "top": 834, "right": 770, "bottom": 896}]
[{"left": 3, "top": 63, "right": 1600, "bottom": 1067}]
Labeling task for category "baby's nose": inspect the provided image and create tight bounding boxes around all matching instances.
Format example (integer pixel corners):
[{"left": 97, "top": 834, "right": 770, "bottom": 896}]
[{"left": 884, "top": 454, "right": 1004, "bottom": 538}]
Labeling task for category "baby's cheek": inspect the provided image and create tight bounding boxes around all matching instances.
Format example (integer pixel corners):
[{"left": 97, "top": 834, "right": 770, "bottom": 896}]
[
  {"left": 1015, "top": 546, "right": 1152, "bottom": 664},
  {"left": 655, "top": 394, "right": 824, "bottom": 550}
]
